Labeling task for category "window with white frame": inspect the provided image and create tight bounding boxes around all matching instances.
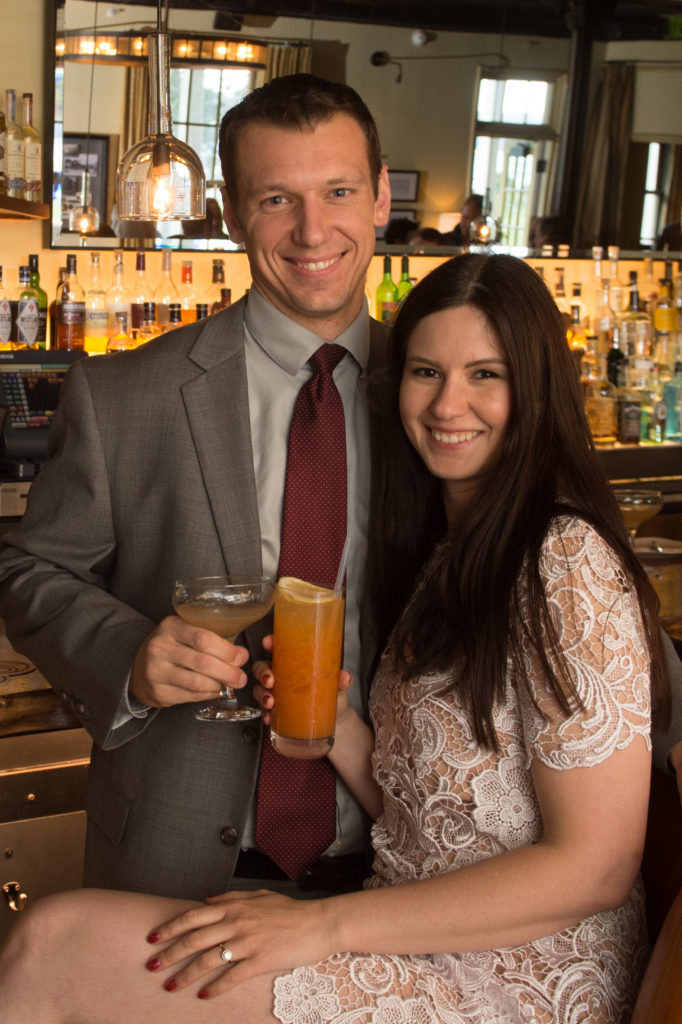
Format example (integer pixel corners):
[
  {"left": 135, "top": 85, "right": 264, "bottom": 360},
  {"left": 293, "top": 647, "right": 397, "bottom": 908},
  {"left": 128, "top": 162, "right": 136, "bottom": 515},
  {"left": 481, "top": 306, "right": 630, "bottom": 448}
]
[
  {"left": 639, "top": 142, "right": 674, "bottom": 248},
  {"left": 471, "top": 74, "right": 565, "bottom": 247}
]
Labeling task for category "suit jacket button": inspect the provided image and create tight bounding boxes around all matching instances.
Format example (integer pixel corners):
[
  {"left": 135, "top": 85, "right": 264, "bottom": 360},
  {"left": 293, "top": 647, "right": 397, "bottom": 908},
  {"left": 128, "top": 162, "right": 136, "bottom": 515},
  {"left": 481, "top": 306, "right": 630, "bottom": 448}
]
[
  {"left": 220, "top": 827, "right": 238, "bottom": 846},
  {"left": 242, "top": 725, "right": 258, "bottom": 744}
]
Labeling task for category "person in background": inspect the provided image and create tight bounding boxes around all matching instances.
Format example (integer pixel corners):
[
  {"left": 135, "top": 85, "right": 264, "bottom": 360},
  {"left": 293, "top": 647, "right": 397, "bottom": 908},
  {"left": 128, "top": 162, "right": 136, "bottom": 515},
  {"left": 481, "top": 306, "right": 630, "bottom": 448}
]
[
  {"left": 528, "top": 214, "right": 570, "bottom": 251},
  {"left": 0, "top": 253, "right": 675, "bottom": 1024},
  {"left": 409, "top": 225, "right": 444, "bottom": 247},
  {"left": 382, "top": 216, "right": 417, "bottom": 245},
  {"left": 0, "top": 73, "right": 391, "bottom": 901},
  {"left": 440, "top": 192, "right": 483, "bottom": 245}
]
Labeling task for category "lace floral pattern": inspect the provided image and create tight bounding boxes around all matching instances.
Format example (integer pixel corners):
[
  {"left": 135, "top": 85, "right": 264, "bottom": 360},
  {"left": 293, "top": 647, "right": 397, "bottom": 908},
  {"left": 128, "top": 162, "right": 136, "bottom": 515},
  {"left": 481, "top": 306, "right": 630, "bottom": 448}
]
[{"left": 272, "top": 518, "right": 651, "bottom": 1024}]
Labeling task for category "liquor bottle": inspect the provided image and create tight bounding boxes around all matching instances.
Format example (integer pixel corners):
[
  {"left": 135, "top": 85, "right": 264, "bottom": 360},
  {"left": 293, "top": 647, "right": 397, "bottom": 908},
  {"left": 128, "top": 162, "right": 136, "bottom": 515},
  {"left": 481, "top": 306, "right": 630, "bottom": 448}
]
[
  {"left": 554, "top": 267, "right": 571, "bottom": 333},
  {"left": 653, "top": 277, "right": 677, "bottom": 374},
  {"left": 130, "top": 250, "right": 151, "bottom": 331},
  {"left": 584, "top": 353, "right": 616, "bottom": 446},
  {"left": 166, "top": 303, "right": 183, "bottom": 331},
  {"left": 106, "top": 252, "right": 131, "bottom": 339},
  {"left": 0, "top": 267, "right": 13, "bottom": 348},
  {"left": 153, "top": 250, "right": 177, "bottom": 327},
  {"left": 49, "top": 266, "right": 67, "bottom": 348},
  {"left": 84, "top": 252, "right": 109, "bottom": 355},
  {"left": 178, "top": 260, "right": 197, "bottom": 324},
  {"left": 578, "top": 333, "right": 597, "bottom": 395},
  {"left": 134, "top": 302, "right": 160, "bottom": 345},
  {"left": 376, "top": 255, "right": 398, "bottom": 324},
  {"left": 21, "top": 92, "right": 41, "bottom": 201},
  {"left": 218, "top": 287, "right": 232, "bottom": 310},
  {"left": 396, "top": 254, "right": 414, "bottom": 300},
  {"left": 13, "top": 265, "right": 42, "bottom": 349},
  {"left": 206, "top": 259, "right": 226, "bottom": 314},
  {"left": 607, "top": 245, "right": 625, "bottom": 316},
  {"left": 4, "top": 89, "right": 24, "bottom": 199},
  {"left": 195, "top": 303, "right": 209, "bottom": 321},
  {"left": 664, "top": 361, "right": 682, "bottom": 443},
  {"left": 620, "top": 271, "right": 652, "bottom": 361},
  {"left": 594, "top": 279, "right": 615, "bottom": 357},
  {"left": 56, "top": 253, "right": 85, "bottom": 351},
  {"left": 28, "top": 254, "right": 48, "bottom": 348},
  {"left": 606, "top": 323, "right": 625, "bottom": 388},
  {"left": 635, "top": 360, "right": 664, "bottom": 444},
  {"left": 0, "top": 102, "right": 6, "bottom": 195},
  {"left": 568, "top": 300, "right": 587, "bottom": 355},
  {"left": 641, "top": 257, "right": 658, "bottom": 315},
  {"left": 589, "top": 246, "right": 603, "bottom": 325},
  {"left": 570, "top": 281, "right": 589, "bottom": 330},
  {"left": 615, "top": 361, "right": 642, "bottom": 446},
  {"left": 106, "top": 312, "right": 135, "bottom": 354}
]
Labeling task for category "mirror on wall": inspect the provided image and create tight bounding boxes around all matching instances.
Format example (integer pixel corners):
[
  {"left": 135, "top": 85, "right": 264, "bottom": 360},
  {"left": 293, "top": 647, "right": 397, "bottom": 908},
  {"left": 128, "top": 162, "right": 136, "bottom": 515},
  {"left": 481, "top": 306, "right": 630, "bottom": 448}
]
[{"left": 46, "top": 0, "right": 682, "bottom": 257}]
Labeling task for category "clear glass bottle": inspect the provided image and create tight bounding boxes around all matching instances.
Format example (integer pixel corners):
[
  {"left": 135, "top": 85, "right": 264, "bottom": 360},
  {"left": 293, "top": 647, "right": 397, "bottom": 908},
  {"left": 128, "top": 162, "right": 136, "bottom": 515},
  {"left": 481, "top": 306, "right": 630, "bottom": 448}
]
[
  {"left": 594, "top": 279, "right": 615, "bottom": 357},
  {"left": 584, "top": 353, "right": 616, "bottom": 446},
  {"left": 0, "top": 266, "right": 13, "bottom": 348},
  {"left": 166, "top": 302, "right": 183, "bottom": 331},
  {"left": 28, "top": 253, "right": 48, "bottom": 348},
  {"left": 106, "top": 252, "right": 132, "bottom": 339},
  {"left": 653, "top": 277, "right": 677, "bottom": 375},
  {"left": 21, "top": 92, "right": 41, "bottom": 201},
  {"left": 154, "top": 250, "right": 178, "bottom": 327},
  {"left": 664, "top": 361, "right": 682, "bottom": 443},
  {"left": 376, "top": 254, "right": 398, "bottom": 324},
  {"left": 641, "top": 257, "right": 658, "bottom": 315},
  {"left": 607, "top": 245, "right": 625, "bottom": 316},
  {"left": 106, "top": 311, "right": 135, "bottom": 353},
  {"left": 4, "top": 89, "right": 24, "bottom": 199},
  {"left": 621, "top": 271, "right": 653, "bottom": 361},
  {"left": 570, "top": 281, "right": 589, "bottom": 329},
  {"left": 554, "top": 266, "right": 571, "bottom": 333},
  {"left": 14, "top": 265, "right": 41, "bottom": 349},
  {"left": 178, "top": 260, "right": 197, "bottom": 324},
  {"left": 589, "top": 246, "right": 603, "bottom": 328},
  {"left": 134, "top": 301, "right": 160, "bottom": 345},
  {"left": 130, "top": 250, "right": 151, "bottom": 330},
  {"left": 56, "top": 253, "right": 85, "bottom": 351},
  {"left": 84, "top": 252, "right": 109, "bottom": 355}
]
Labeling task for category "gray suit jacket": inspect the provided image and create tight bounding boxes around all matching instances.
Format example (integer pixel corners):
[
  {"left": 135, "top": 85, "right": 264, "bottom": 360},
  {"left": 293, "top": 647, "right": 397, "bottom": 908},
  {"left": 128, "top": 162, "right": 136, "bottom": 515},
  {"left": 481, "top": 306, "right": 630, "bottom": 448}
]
[{"left": 0, "top": 299, "right": 389, "bottom": 898}]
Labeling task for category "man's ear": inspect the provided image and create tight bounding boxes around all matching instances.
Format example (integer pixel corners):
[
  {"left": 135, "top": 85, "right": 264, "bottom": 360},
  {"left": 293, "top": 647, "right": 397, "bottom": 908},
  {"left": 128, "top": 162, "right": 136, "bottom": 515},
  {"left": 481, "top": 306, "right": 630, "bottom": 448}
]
[
  {"left": 220, "top": 186, "right": 244, "bottom": 244},
  {"left": 374, "top": 165, "right": 392, "bottom": 228}
]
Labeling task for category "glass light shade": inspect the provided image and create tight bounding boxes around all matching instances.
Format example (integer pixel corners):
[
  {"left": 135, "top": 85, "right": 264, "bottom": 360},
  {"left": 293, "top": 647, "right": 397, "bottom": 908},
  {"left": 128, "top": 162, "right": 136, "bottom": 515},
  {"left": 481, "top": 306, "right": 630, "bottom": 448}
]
[
  {"left": 116, "top": 32, "right": 205, "bottom": 221},
  {"left": 69, "top": 203, "right": 101, "bottom": 235},
  {"left": 470, "top": 215, "right": 498, "bottom": 245}
]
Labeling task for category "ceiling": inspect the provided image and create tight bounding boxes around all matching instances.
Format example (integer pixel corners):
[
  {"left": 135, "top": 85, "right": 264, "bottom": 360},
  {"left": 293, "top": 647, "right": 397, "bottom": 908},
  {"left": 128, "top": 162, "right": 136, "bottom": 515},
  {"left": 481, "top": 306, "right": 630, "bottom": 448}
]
[{"left": 130, "top": 0, "right": 682, "bottom": 41}]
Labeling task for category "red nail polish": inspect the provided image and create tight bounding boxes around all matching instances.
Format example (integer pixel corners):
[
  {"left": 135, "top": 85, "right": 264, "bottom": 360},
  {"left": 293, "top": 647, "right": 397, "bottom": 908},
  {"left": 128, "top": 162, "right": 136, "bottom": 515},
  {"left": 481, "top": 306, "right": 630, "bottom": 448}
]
[
  {"left": 198, "top": 989, "right": 209, "bottom": 1000},
  {"left": 147, "top": 930, "right": 160, "bottom": 944},
  {"left": 146, "top": 957, "right": 161, "bottom": 972},
  {"left": 164, "top": 979, "right": 178, "bottom": 993}
]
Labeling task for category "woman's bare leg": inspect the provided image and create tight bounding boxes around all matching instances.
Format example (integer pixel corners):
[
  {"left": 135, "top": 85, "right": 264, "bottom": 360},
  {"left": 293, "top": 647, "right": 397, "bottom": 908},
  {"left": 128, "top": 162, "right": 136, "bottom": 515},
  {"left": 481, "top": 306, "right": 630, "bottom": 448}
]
[{"left": 0, "top": 888, "right": 280, "bottom": 1024}]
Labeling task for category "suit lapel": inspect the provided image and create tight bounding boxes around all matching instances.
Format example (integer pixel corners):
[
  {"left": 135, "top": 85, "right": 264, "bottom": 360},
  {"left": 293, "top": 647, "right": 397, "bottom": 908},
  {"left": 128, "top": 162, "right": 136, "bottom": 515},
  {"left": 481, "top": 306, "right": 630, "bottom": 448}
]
[{"left": 181, "top": 300, "right": 263, "bottom": 576}]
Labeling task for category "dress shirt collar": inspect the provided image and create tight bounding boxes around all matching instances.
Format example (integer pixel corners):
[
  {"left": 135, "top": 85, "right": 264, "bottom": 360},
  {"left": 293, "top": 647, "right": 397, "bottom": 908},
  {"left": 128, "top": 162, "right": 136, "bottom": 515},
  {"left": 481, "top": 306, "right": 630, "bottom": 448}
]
[{"left": 243, "top": 286, "right": 369, "bottom": 376}]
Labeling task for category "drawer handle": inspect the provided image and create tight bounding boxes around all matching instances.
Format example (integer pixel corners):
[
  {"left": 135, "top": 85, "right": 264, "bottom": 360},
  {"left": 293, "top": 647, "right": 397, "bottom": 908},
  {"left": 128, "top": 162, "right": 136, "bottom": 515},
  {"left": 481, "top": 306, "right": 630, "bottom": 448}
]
[{"left": 2, "top": 881, "right": 27, "bottom": 912}]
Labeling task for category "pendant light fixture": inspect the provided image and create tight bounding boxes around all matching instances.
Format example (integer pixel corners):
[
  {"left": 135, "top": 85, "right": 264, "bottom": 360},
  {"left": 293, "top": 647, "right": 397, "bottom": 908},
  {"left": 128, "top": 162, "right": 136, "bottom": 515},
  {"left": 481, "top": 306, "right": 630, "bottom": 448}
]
[
  {"left": 68, "top": 0, "right": 102, "bottom": 240},
  {"left": 116, "top": 0, "right": 205, "bottom": 221}
]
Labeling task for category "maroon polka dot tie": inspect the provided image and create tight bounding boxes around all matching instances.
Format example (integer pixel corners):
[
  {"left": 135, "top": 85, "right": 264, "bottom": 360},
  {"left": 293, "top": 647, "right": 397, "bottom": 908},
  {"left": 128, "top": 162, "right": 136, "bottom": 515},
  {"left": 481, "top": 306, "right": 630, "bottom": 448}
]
[{"left": 255, "top": 344, "right": 347, "bottom": 880}]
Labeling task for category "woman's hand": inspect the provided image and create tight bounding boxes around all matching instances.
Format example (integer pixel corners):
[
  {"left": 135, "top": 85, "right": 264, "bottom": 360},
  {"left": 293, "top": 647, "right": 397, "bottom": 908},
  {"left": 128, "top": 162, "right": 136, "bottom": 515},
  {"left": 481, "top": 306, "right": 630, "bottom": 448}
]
[
  {"left": 145, "top": 889, "right": 335, "bottom": 999},
  {"left": 251, "top": 634, "right": 354, "bottom": 727}
]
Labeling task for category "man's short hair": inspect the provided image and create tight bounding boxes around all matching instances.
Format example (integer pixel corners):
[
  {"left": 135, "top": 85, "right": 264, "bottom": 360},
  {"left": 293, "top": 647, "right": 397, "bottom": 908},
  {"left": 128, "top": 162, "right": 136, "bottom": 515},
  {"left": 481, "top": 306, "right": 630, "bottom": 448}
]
[{"left": 219, "top": 73, "right": 383, "bottom": 206}]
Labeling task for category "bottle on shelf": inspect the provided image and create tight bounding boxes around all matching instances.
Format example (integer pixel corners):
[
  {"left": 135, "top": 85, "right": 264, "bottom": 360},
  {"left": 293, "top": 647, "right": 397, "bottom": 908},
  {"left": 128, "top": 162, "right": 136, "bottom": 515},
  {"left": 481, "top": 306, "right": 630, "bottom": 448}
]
[
  {"left": 584, "top": 353, "right": 616, "bottom": 446},
  {"left": 218, "top": 287, "right": 232, "bottom": 311},
  {"left": 106, "top": 252, "right": 131, "bottom": 339},
  {"left": 376, "top": 254, "right": 398, "bottom": 324},
  {"left": 134, "top": 301, "right": 160, "bottom": 345},
  {"left": 28, "top": 254, "right": 48, "bottom": 348},
  {"left": 594, "top": 278, "right": 615, "bottom": 357},
  {"left": 206, "top": 259, "right": 226, "bottom": 314},
  {"left": 154, "top": 250, "right": 178, "bottom": 327},
  {"left": 664, "top": 361, "right": 682, "bottom": 443},
  {"left": 166, "top": 303, "right": 183, "bottom": 332},
  {"left": 640, "top": 257, "right": 658, "bottom": 315},
  {"left": 615, "top": 360, "right": 642, "bottom": 446},
  {"left": 567, "top": 299, "right": 587, "bottom": 357},
  {"left": 4, "top": 89, "right": 24, "bottom": 200},
  {"left": 49, "top": 266, "right": 68, "bottom": 347},
  {"left": 578, "top": 333, "right": 598, "bottom": 395},
  {"left": 396, "top": 254, "right": 414, "bottom": 300},
  {"left": 84, "top": 252, "right": 109, "bottom": 355},
  {"left": 636, "top": 360, "right": 666, "bottom": 444},
  {"left": 178, "top": 260, "right": 197, "bottom": 324},
  {"left": 589, "top": 246, "right": 604, "bottom": 322},
  {"left": 13, "top": 265, "right": 42, "bottom": 349},
  {"left": 130, "top": 250, "right": 152, "bottom": 331},
  {"left": 0, "top": 101, "right": 6, "bottom": 195},
  {"left": 0, "top": 267, "right": 11, "bottom": 348},
  {"left": 195, "top": 303, "right": 209, "bottom": 321},
  {"left": 554, "top": 266, "right": 571, "bottom": 333},
  {"left": 653, "top": 277, "right": 677, "bottom": 374},
  {"left": 106, "top": 312, "right": 135, "bottom": 354},
  {"left": 570, "top": 281, "right": 589, "bottom": 330},
  {"left": 21, "top": 92, "right": 41, "bottom": 201},
  {"left": 607, "top": 245, "right": 625, "bottom": 316},
  {"left": 56, "top": 253, "right": 85, "bottom": 351},
  {"left": 606, "top": 323, "right": 625, "bottom": 388},
  {"left": 620, "top": 271, "right": 652, "bottom": 361}
]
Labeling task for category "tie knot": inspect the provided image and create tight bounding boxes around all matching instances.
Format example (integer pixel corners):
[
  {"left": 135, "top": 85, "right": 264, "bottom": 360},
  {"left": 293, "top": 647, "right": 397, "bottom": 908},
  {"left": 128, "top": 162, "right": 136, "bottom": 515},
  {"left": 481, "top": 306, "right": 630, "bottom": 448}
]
[{"left": 309, "top": 343, "right": 346, "bottom": 377}]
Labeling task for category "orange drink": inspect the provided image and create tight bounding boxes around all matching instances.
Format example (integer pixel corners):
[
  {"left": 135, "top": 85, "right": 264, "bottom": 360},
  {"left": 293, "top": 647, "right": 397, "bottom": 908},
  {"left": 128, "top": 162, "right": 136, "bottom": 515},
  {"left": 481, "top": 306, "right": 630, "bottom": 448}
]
[{"left": 271, "top": 576, "right": 345, "bottom": 759}]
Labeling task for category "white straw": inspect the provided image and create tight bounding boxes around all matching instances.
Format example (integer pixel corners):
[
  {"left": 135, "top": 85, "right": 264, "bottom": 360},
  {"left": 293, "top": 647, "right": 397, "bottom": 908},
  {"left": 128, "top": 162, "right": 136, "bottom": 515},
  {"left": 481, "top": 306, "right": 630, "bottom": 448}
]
[{"left": 334, "top": 536, "right": 351, "bottom": 593}]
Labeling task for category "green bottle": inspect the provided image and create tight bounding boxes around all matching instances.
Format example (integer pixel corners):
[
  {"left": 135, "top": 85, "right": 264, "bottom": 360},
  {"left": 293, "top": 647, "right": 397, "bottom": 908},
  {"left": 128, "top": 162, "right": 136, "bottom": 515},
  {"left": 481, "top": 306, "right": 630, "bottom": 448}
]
[
  {"left": 14, "top": 265, "right": 42, "bottom": 349},
  {"left": 396, "top": 254, "right": 413, "bottom": 300},
  {"left": 375, "top": 254, "right": 398, "bottom": 324},
  {"left": 28, "top": 253, "right": 48, "bottom": 348}
]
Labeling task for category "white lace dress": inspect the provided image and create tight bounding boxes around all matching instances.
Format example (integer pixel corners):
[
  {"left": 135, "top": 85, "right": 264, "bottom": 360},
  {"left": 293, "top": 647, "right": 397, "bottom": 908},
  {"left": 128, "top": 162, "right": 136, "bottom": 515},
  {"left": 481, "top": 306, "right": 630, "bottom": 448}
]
[{"left": 272, "top": 517, "right": 652, "bottom": 1024}]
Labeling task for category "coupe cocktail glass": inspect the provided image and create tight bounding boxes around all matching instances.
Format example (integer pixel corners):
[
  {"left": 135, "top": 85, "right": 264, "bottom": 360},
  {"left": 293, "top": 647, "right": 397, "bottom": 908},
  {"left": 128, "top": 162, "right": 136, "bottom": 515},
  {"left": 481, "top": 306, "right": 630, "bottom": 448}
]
[{"left": 614, "top": 489, "right": 664, "bottom": 546}]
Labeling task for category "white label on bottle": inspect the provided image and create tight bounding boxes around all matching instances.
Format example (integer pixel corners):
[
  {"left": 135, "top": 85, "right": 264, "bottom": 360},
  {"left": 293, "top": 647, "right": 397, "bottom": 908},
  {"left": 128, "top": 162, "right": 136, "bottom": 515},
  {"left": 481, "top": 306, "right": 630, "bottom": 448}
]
[
  {"left": 24, "top": 141, "right": 41, "bottom": 192},
  {"left": 85, "top": 308, "right": 109, "bottom": 337},
  {"left": 17, "top": 298, "right": 40, "bottom": 347},
  {"left": 6, "top": 138, "right": 23, "bottom": 187},
  {"left": 61, "top": 301, "right": 85, "bottom": 325},
  {"left": 0, "top": 298, "right": 11, "bottom": 343}
]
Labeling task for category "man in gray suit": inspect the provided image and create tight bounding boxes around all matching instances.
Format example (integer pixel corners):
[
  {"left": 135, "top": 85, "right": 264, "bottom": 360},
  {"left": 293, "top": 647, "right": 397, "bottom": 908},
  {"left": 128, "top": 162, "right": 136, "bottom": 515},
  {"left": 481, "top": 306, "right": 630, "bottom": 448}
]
[{"left": 0, "top": 74, "right": 392, "bottom": 899}]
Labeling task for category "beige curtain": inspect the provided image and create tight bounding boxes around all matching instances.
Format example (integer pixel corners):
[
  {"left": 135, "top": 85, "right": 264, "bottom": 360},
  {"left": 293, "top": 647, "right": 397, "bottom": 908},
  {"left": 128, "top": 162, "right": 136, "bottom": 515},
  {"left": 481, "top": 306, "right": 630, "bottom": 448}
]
[
  {"left": 572, "top": 63, "right": 635, "bottom": 250},
  {"left": 264, "top": 43, "right": 312, "bottom": 83},
  {"left": 121, "top": 65, "right": 149, "bottom": 155}
]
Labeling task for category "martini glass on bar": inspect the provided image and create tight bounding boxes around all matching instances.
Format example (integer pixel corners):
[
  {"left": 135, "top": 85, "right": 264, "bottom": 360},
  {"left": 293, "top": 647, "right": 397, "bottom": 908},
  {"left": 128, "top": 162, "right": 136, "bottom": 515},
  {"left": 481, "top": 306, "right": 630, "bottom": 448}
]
[{"left": 614, "top": 489, "right": 664, "bottom": 546}]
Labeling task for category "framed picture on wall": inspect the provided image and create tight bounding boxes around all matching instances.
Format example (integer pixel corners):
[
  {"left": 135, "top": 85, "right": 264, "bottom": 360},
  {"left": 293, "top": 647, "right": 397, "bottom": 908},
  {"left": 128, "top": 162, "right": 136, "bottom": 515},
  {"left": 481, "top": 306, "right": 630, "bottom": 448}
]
[
  {"left": 61, "top": 133, "right": 109, "bottom": 231},
  {"left": 388, "top": 170, "right": 420, "bottom": 202}
]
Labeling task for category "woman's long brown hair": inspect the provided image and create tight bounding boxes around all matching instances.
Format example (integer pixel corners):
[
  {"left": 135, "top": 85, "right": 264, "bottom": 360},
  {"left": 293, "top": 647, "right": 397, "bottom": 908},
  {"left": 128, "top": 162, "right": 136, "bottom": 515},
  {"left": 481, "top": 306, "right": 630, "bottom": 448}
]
[{"left": 369, "top": 253, "right": 670, "bottom": 750}]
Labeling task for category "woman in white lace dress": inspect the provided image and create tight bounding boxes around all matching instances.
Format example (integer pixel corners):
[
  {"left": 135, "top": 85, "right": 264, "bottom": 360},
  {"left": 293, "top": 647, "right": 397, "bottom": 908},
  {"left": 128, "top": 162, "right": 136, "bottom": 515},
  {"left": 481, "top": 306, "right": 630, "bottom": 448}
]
[{"left": 0, "top": 255, "right": 670, "bottom": 1024}]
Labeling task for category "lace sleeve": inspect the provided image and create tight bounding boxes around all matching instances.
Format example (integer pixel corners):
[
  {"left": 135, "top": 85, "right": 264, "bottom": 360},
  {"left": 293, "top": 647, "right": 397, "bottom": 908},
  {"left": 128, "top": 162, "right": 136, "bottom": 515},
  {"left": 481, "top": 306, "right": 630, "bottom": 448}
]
[{"left": 518, "top": 518, "right": 651, "bottom": 771}]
